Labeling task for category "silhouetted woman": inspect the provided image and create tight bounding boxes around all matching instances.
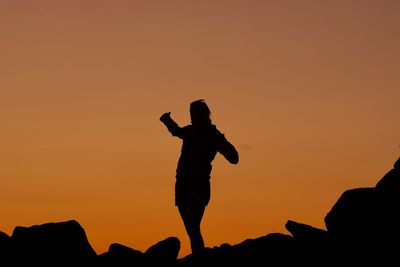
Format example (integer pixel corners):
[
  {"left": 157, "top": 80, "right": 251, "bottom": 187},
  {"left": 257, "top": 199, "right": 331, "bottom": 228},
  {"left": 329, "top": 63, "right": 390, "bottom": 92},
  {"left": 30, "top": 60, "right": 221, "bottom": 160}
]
[{"left": 160, "top": 99, "right": 239, "bottom": 254}]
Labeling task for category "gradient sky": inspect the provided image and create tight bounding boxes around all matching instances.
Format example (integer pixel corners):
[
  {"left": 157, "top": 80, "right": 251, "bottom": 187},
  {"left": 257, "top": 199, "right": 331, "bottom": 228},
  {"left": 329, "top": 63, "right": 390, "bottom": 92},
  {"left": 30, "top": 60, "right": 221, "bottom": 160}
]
[{"left": 1, "top": 0, "right": 399, "bottom": 257}]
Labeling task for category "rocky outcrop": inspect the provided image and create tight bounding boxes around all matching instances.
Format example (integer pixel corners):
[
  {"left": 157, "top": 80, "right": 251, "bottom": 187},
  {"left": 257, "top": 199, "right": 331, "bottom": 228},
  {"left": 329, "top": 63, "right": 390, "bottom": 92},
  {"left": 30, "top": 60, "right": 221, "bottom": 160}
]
[
  {"left": 0, "top": 231, "right": 12, "bottom": 265},
  {"left": 145, "top": 237, "right": 180, "bottom": 267},
  {"left": 0, "top": 231, "right": 10, "bottom": 248},
  {"left": 1, "top": 156, "right": 399, "bottom": 266},
  {"left": 10, "top": 220, "right": 96, "bottom": 266},
  {"left": 325, "top": 187, "right": 379, "bottom": 242},
  {"left": 96, "top": 243, "right": 143, "bottom": 267},
  {"left": 323, "top": 157, "right": 400, "bottom": 266},
  {"left": 325, "top": 157, "right": 400, "bottom": 241},
  {"left": 96, "top": 237, "right": 180, "bottom": 267},
  {"left": 376, "top": 157, "right": 400, "bottom": 194},
  {"left": 177, "top": 233, "right": 296, "bottom": 267},
  {"left": 285, "top": 220, "right": 328, "bottom": 246}
]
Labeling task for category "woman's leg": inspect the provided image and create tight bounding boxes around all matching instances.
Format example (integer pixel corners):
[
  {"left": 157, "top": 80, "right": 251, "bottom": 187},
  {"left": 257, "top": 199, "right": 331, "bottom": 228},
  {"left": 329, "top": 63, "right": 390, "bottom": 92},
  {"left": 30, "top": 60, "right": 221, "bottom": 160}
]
[{"left": 178, "top": 204, "right": 206, "bottom": 254}]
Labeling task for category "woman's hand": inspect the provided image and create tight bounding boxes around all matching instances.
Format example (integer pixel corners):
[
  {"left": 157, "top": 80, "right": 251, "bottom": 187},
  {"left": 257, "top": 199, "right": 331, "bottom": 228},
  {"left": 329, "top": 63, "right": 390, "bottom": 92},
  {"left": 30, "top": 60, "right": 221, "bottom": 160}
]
[{"left": 160, "top": 112, "right": 171, "bottom": 122}]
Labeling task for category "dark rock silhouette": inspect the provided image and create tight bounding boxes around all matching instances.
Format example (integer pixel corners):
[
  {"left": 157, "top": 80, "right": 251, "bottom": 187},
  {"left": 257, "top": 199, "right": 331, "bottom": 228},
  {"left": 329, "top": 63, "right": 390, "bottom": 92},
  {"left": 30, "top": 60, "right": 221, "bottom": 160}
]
[
  {"left": 96, "top": 237, "right": 180, "bottom": 267},
  {"left": 0, "top": 231, "right": 10, "bottom": 241},
  {"left": 177, "top": 233, "right": 296, "bottom": 267},
  {"left": 376, "top": 157, "right": 400, "bottom": 194},
  {"left": 324, "top": 157, "right": 400, "bottom": 266},
  {"left": 325, "top": 187, "right": 378, "bottom": 242},
  {"left": 10, "top": 220, "right": 96, "bottom": 266},
  {"left": 285, "top": 220, "right": 329, "bottom": 246},
  {"left": 145, "top": 237, "right": 180, "bottom": 267},
  {"left": 1, "top": 156, "right": 399, "bottom": 266},
  {"left": 0, "top": 231, "right": 12, "bottom": 265},
  {"left": 285, "top": 220, "right": 339, "bottom": 267},
  {"left": 325, "top": 158, "right": 400, "bottom": 239},
  {"left": 0, "top": 231, "right": 10, "bottom": 248},
  {"left": 96, "top": 243, "right": 143, "bottom": 267}
]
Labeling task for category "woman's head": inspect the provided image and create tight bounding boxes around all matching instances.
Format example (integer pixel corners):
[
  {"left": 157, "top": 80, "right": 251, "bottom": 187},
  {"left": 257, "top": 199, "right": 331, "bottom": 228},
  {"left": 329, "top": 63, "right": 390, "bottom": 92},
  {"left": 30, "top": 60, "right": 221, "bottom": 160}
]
[{"left": 190, "top": 99, "right": 211, "bottom": 125}]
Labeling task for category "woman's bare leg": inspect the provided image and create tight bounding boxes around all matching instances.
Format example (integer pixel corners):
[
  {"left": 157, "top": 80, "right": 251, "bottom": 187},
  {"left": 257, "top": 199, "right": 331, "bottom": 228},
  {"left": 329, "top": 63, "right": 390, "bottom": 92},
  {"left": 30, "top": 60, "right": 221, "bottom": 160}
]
[{"left": 178, "top": 204, "right": 206, "bottom": 254}]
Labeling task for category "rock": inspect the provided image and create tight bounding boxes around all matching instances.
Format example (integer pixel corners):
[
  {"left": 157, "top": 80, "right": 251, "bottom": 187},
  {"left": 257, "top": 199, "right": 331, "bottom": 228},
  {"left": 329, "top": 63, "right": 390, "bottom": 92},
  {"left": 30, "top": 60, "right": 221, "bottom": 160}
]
[
  {"left": 96, "top": 243, "right": 143, "bottom": 267},
  {"left": 0, "top": 231, "right": 11, "bottom": 264},
  {"left": 0, "top": 156, "right": 399, "bottom": 267},
  {"left": 178, "top": 233, "right": 296, "bottom": 267},
  {"left": 285, "top": 220, "right": 339, "bottom": 266},
  {"left": 285, "top": 220, "right": 329, "bottom": 246},
  {"left": 324, "top": 157, "right": 400, "bottom": 266},
  {"left": 326, "top": 158, "right": 400, "bottom": 245},
  {"left": 145, "top": 237, "right": 180, "bottom": 267},
  {"left": 375, "top": 157, "right": 400, "bottom": 232},
  {"left": 232, "top": 233, "right": 296, "bottom": 266},
  {"left": 324, "top": 187, "right": 379, "bottom": 242},
  {"left": 376, "top": 157, "right": 400, "bottom": 195},
  {"left": 11, "top": 220, "right": 96, "bottom": 266},
  {"left": 0, "top": 231, "right": 10, "bottom": 248},
  {"left": 395, "top": 157, "right": 400, "bottom": 169},
  {"left": 109, "top": 243, "right": 142, "bottom": 256}
]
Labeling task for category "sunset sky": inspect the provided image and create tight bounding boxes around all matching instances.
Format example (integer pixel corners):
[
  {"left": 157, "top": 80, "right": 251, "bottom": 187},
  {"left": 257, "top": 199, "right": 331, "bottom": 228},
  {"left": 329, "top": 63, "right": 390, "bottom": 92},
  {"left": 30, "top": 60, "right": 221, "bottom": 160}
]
[{"left": 1, "top": 1, "right": 399, "bottom": 257}]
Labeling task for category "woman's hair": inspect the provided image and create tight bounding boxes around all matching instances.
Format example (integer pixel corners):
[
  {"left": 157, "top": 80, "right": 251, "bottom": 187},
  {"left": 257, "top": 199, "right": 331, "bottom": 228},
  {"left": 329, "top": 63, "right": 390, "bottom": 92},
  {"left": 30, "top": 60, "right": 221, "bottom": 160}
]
[{"left": 190, "top": 99, "right": 211, "bottom": 125}]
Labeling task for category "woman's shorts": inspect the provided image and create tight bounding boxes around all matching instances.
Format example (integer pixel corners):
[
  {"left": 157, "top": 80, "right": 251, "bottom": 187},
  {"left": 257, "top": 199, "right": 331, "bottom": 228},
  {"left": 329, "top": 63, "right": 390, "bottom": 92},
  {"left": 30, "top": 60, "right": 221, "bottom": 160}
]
[{"left": 175, "top": 177, "right": 210, "bottom": 207}]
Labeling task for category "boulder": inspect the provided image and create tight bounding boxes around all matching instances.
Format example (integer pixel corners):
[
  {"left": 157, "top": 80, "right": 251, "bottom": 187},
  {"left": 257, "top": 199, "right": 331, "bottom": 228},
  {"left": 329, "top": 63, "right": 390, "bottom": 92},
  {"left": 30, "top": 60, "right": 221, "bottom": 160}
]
[
  {"left": 374, "top": 157, "right": 400, "bottom": 243},
  {"left": 145, "top": 237, "right": 180, "bottom": 267},
  {"left": 395, "top": 157, "right": 400, "bottom": 169},
  {"left": 376, "top": 157, "right": 400, "bottom": 196},
  {"left": 285, "top": 220, "right": 329, "bottom": 246},
  {"left": 11, "top": 220, "right": 96, "bottom": 266},
  {"left": 324, "top": 157, "right": 400, "bottom": 266},
  {"left": 178, "top": 233, "right": 296, "bottom": 267},
  {"left": 0, "top": 231, "right": 11, "bottom": 264},
  {"left": 0, "top": 231, "right": 10, "bottom": 248},
  {"left": 324, "top": 187, "right": 379, "bottom": 242},
  {"left": 97, "top": 243, "right": 143, "bottom": 267},
  {"left": 109, "top": 243, "right": 142, "bottom": 257},
  {"left": 285, "top": 220, "right": 340, "bottom": 266},
  {"left": 325, "top": 157, "right": 400, "bottom": 245}
]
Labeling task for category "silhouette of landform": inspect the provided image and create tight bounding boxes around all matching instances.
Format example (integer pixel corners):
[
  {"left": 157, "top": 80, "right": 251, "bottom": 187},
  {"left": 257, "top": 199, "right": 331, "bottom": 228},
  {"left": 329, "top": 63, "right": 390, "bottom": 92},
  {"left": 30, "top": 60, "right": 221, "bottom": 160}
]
[{"left": 1, "top": 157, "right": 399, "bottom": 266}]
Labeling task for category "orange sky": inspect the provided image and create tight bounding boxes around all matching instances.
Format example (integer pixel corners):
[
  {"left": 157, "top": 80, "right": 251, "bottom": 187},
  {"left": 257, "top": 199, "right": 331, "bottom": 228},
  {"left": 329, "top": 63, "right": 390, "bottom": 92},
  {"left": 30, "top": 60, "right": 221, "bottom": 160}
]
[{"left": 1, "top": 1, "right": 399, "bottom": 257}]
